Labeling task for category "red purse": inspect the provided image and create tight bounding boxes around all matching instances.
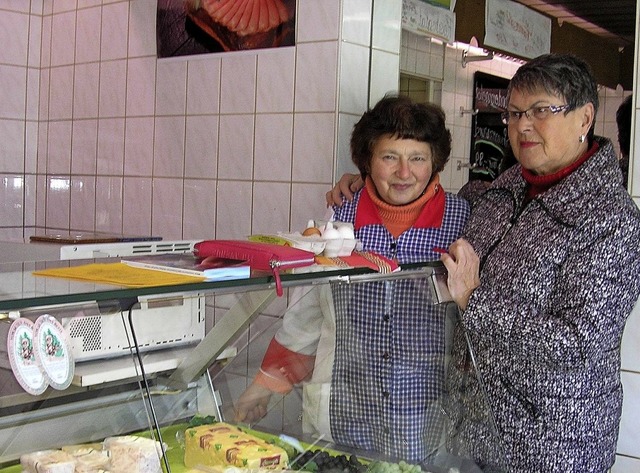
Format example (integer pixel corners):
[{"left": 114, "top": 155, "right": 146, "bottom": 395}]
[{"left": 193, "top": 240, "right": 315, "bottom": 296}]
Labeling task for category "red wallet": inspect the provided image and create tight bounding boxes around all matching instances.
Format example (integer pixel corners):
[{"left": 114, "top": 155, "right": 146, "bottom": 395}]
[{"left": 193, "top": 240, "right": 316, "bottom": 296}]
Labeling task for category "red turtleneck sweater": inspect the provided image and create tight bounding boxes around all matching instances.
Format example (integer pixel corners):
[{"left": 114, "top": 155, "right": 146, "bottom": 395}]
[{"left": 522, "top": 141, "right": 599, "bottom": 200}]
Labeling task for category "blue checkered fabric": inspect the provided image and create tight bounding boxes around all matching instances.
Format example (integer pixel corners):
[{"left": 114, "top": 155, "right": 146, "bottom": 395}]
[
  {"left": 328, "top": 190, "right": 469, "bottom": 462},
  {"left": 334, "top": 190, "right": 470, "bottom": 262}
]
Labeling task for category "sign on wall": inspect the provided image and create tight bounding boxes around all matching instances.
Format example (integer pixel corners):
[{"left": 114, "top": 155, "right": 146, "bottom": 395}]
[
  {"left": 484, "top": 0, "right": 551, "bottom": 59},
  {"left": 469, "top": 72, "right": 513, "bottom": 181},
  {"left": 157, "top": 0, "right": 296, "bottom": 58},
  {"left": 402, "top": 0, "right": 456, "bottom": 43}
]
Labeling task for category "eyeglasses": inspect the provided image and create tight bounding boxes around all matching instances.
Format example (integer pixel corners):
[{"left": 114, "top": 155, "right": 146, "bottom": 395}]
[{"left": 501, "top": 104, "right": 572, "bottom": 125}]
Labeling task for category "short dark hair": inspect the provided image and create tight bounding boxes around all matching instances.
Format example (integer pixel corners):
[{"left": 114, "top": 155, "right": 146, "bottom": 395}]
[
  {"left": 350, "top": 95, "right": 451, "bottom": 177},
  {"left": 616, "top": 94, "right": 632, "bottom": 158},
  {"left": 508, "top": 53, "right": 599, "bottom": 139}
]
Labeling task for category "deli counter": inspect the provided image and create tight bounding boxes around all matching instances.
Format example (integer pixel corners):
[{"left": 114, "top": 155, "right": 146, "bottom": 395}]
[{"left": 0, "top": 254, "right": 506, "bottom": 473}]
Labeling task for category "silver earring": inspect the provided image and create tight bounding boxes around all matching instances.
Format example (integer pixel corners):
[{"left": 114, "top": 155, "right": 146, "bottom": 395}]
[{"left": 579, "top": 134, "right": 585, "bottom": 143}]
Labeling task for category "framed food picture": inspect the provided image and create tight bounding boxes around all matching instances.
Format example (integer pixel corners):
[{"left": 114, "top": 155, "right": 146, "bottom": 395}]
[{"left": 157, "top": 0, "right": 296, "bottom": 58}]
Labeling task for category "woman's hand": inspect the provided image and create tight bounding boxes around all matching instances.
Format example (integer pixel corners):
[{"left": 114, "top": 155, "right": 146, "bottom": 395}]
[
  {"left": 440, "top": 238, "right": 480, "bottom": 311},
  {"left": 325, "top": 173, "right": 364, "bottom": 207},
  {"left": 234, "top": 382, "right": 273, "bottom": 423}
]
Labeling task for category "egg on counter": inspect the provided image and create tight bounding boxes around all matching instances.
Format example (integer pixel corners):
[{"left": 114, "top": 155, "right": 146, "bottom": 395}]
[{"left": 302, "top": 227, "right": 321, "bottom": 237}]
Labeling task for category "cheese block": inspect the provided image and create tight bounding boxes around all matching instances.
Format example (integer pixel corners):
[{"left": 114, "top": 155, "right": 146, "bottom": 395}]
[
  {"left": 103, "top": 436, "right": 163, "bottom": 473},
  {"left": 60, "top": 444, "right": 112, "bottom": 472},
  {"left": 61, "top": 444, "right": 104, "bottom": 455},
  {"left": 72, "top": 449, "right": 111, "bottom": 472},
  {"left": 184, "top": 423, "right": 288, "bottom": 469},
  {"left": 20, "top": 449, "right": 76, "bottom": 473}
]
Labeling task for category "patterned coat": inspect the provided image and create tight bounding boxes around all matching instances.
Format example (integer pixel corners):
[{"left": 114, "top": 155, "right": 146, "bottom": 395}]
[{"left": 446, "top": 137, "right": 640, "bottom": 472}]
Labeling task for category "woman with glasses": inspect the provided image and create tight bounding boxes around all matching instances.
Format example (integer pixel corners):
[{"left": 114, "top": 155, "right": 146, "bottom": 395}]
[{"left": 327, "top": 53, "right": 640, "bottom": 472}]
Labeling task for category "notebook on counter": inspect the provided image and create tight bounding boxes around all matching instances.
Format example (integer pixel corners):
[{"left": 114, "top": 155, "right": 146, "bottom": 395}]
[{"left": 121, "top": 253, "right": 250, "bottom": 281}]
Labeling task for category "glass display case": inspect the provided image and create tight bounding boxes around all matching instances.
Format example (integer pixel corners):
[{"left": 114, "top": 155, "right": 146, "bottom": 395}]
[{"left": 0, "top": 257, "right": 506, "bottom": 473}]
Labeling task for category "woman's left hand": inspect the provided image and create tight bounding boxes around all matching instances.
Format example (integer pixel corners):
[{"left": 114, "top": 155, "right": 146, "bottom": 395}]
[{"left": 440, "top": 238, "right": 480, "bottom": 310}]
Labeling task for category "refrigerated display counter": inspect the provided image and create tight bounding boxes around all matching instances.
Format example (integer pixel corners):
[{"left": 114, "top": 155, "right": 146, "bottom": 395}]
[{"left": 0, "top": 256, "right": 505, "bottom": 473}]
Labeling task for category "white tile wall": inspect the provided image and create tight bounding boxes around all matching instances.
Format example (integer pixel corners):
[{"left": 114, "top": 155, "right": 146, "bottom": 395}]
[
  {"left": 256, "top": 49, "right": 294, "bottom": 113},
  {"left": 73, "top": 63, "right": 99, "bottom": 118},
  {"left": 342, "top": 0, "right": 372, "bottom": 46},
  {"left": 187, "top": 58, "right": 222, "bottom": 115},
  {"left": 297, "top": 0, "right": 340, "bottom": 43},
  {"left": 254, "top": 114, "right": 293, "bottom": 181},
  {"left": 153, "top": 116, "right": 186, "bottom": 177},
  {"left": 155, "top": 60, "right": 188, "bottom": 116},
  {"left": 75, "top": 7, "right": 101, "bottom": 63},
  {"left": 0, "top": 10, "right": 30, "bottom": 66},
  {"left": 95, "top": 175, "right": 122, "bottom": 233},
  {"left": 151, "top": 177, "right": 183, "bottom": 239},
  {"left": 0, "top": 0, "right": 637, "bottom": 466},
  {"left": 294, "top": 42, "right": 339, "bottom": 113},
  {"left": 0, "top": 65, "right": 28, "bottom": 119},
  {"left": 100, "top": 2, "right": 128, "bottom": 61},
  {"left": 338, "top": 42, "right": 371, "bottom": 115},
  {"left": 369, "top": 49, "right": 400, "bottom": 102},
  {"left": 124, "top": 117, "right": 154, "bottom": 175},
  {"left": 99, "top": 60, "right": 127, "bottom": 117},
  {"left": 371, "top": 0, "right": 401, "bottom": 53},
  {"left": 97, "top": 118, "right": 125, "bottom": 175},
  {"left": 218, "top": 114, "right": 255, "bottom": 180},
  {"left": 1, "top": 120, "right": 26, "bottom": 173},
  {"left": 122, "top": 176, "right": 152, "bottom": 235},
  {"left": 292, "top": 113, "right": 335, "bottom": 182},
  {"left": 125, "top": 56, "right": 156, "bottom": 116},
  {"left": 70, "top": 175, "right": 95, "bottom": 230},
  {"left": 0, "top": 175, "right": 25, "bottom": 228},
  {"left": 185, "top": 115, "right": 219, "bottom": 179},
  {"left": 47, "top": 120, "right": 72, "bottom": 174},
  {"left": 183, "top": 178, "right": 216, "bottom": 240},
  {"left": 220, "top": 54, "right": 257, "bottom": 114}
]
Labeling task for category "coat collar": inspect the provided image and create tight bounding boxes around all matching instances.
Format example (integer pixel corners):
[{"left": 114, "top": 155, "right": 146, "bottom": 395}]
[{"left": 487, "top": 137, "right": 622, "bottom": 226}]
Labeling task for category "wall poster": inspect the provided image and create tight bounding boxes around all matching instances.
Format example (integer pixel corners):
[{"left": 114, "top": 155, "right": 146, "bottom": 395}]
[
  {"left": 469, "top": 72, "right": 512, "bottom": 181},
  {"left": 402, "top": 0, "right": 455, "bottom": 43},
  {"left": 484, "top": 0, "right": 551, "bottom": 59},
  {"left": 157, "top": 0, "right": 296, "bottom": 59}
]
